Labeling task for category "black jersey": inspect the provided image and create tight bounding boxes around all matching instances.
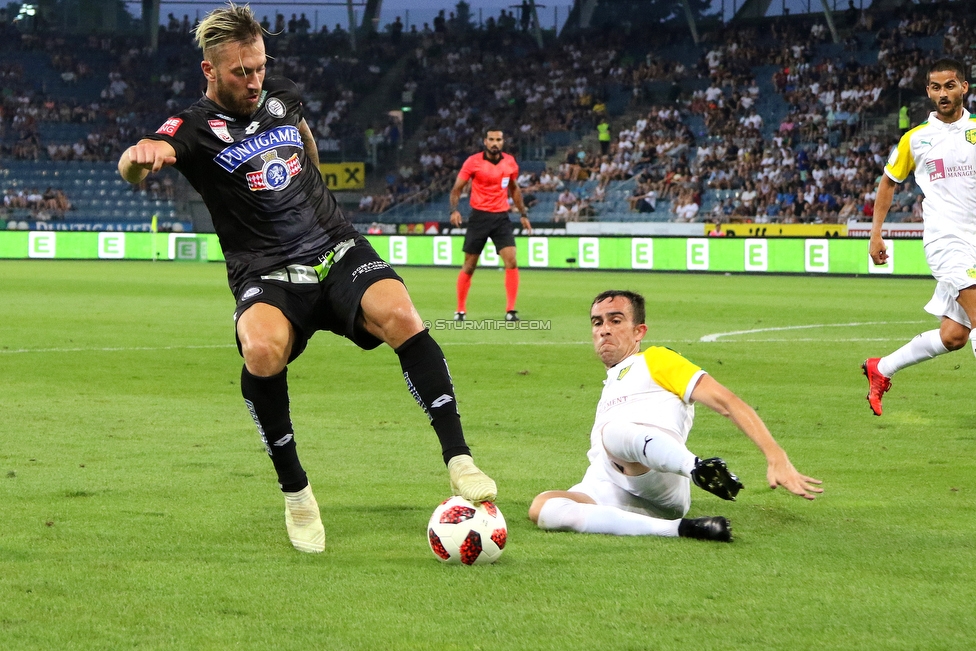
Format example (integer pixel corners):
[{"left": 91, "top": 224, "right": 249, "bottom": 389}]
[{"left": 146, "top": 77, "right": 358, "bottom": 294}]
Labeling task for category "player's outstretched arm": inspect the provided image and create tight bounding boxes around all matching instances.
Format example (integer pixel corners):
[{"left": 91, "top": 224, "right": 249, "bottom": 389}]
[
  {"left": 691, "top": 374, "right": 823, "bottom": 500},
  {"left": 869, "top": 175, "right": 899, "bottom": 266},
  {"left": 118, "top": 139, "right": 177, "bottom": 185}
]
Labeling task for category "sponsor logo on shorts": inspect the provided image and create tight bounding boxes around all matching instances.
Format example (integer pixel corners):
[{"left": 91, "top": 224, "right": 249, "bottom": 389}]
[
  {"left": 266, "top": 97, "right": 286, "bottom": 118},
  {"left": 156, "top": 117, "right": 182, "bottom": 136},
  {"left": 241, "top": 286, "right": 263, "bottom": 301},
  {"left": 967, "top": 129, "right": 976, "bottom": 145},
  {"left": 351, "top": 260, "right": 391, "bottom": 281}
]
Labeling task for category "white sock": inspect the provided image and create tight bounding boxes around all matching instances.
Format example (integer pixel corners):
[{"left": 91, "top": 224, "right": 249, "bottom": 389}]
[
  {"left": 537, "top": 497, "right": 680, "bottom": 537},
  {"left": 601, "top": 422, "right": 697, "bottom": 477},
  {"left": 878, "top": 329, "right": 949, "bottom": 377}
]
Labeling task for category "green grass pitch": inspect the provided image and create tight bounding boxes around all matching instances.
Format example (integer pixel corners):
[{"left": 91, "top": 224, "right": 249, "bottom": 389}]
[{"left": 1, "top": 260, "right": 974, "bottom": 650}]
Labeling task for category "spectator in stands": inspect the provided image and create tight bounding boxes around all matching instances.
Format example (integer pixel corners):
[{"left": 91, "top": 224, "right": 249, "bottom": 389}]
[
  {"left": 635, "top": 188, "right": 658, "bottom": 213},
  {"left": 673, "top": 190, "right": 700, "bottom": 222},
  {"left": 838, "top": 194, "right": 859, "bottom": 219},
  {"left": 910, "top": 194, "right": 924, "bottom": 222}
]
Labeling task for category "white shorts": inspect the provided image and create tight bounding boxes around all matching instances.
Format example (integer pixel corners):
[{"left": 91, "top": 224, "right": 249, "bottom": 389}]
[
  {"left": 569, "top": 454, "right": 691, "bottom": 520},
  {"left": 923, "top": 236, "right": 976, "bottom": 328}
]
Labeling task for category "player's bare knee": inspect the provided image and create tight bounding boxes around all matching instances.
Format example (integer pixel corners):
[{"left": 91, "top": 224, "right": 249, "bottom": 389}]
[
  {"left": 387, "top": 303, "right": 424, "bottom": 336},
  {"left": 528, "top": 492, "right": 555, "bottom": 524},
  {"left": 241, "top": 337, "right": 289, "bottom": 375},
  {"left": 366, "top": 303, "right": 423, "bottom": 346},
  {"left": 940, "top": 327, "right": 970, "bottom": 351}
]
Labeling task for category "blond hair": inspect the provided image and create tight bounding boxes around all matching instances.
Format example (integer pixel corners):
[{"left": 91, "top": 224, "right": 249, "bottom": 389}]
[{"left": 194, "top": 2, "right": 263, "bottom": 61}]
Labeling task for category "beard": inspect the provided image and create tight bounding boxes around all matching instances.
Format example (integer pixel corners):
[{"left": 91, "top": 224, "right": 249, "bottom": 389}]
[
  {"left": 934, "top": 95, "right": 961, "bottom": 118},
  {"left": 214, "top": 75, "right": 259, "bottom": 117}
]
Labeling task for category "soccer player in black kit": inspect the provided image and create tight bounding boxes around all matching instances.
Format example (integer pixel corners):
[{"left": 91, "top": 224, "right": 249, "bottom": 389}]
[{"left": 118, "top": 3, "right": 496, "bottom": 553}]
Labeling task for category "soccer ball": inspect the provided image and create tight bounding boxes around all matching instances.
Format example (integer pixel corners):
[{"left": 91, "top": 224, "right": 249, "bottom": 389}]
[{"left": 427, "top": 496, "right": 507, "bottom": 565}]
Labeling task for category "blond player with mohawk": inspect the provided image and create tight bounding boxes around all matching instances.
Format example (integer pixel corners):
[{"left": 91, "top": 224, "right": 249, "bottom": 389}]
[
  {"left": 118, "top": 3, "right": 496, "bottom": 554},
  {"left": 863, "top": 58, "right": 976, "bottom": 415}
]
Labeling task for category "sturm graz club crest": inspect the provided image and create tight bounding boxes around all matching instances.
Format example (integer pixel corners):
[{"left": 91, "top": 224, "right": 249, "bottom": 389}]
[
  {"left": 266, "top": 97, "right": 286, "bottom": 118},
  {"left": 246, "top": 149, "right": 301, "bottom": 191}
]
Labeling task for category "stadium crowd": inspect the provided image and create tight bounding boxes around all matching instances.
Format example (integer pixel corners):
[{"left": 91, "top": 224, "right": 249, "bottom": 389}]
[{"left": 3, "top": 1, "right": 976, "bottom": 225}]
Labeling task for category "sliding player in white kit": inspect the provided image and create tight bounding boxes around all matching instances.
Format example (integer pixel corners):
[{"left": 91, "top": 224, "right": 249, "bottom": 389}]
[
  {"left": 863, "top": 58, "right": 976, "bottom": 415},
  {"left": 528, "top": 291, "right": 822, "bottom": 543}
]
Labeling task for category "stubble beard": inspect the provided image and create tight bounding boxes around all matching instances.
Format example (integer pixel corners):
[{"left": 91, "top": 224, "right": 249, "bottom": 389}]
[
  {"left": 215, "top": 76, "right": 258, "bottom": 118},
  {"left": 934, "top": 95, "right": 961, "bottom": 120}
]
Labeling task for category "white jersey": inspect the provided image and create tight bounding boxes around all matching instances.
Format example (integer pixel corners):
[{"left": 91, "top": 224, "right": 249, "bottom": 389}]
[
  {"left": 885, "top": 109, "right": 976, "bottom": 247},
  {"left": 586, "top": 347, "right": 706, "bottom": 468}
]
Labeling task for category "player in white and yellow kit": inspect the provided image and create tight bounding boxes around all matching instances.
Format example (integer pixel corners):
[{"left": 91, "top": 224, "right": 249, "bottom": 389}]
[
  {"left": 528, "top": 291, "right": 822, "bottom": 543},
  {"left": 863, "top": 58, "right": 976, "bottom": 415}
]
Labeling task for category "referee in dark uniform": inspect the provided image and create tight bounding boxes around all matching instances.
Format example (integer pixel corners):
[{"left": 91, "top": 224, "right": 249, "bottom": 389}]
[
  {"left": 449, "top": 128, "right": 531, "bottom": 321},
  {"left": 117, "top": 3, "right": 495, "bottom": 554}
]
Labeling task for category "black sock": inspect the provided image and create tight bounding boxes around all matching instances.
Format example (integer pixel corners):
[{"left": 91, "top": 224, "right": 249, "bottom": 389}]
[
  {"left": 240, "top": 366, "right": 308, "bottom": 493},
  {"left": 395, "top": 330, "right": 470, "bottom": 464}
]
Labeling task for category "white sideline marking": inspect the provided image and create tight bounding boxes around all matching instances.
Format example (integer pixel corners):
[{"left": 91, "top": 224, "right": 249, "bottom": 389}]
[
  {"left": 699, "top": 321, "right": 927, "bottom": 342},
  {"left": 0, "top": 322, "right": 929, "bottom": 354}
]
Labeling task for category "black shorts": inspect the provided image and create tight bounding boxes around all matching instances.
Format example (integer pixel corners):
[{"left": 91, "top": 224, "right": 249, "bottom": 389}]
[
  {"left": 232, "top": 236, "right": 403, "bottom": 360},
  {"left": 463, "top": 209, "right": 517, "bottom": 255}
]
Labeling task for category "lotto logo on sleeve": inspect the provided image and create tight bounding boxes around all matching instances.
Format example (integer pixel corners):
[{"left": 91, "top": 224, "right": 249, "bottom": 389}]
[{"left": 156, "top": 118, "right": 183, "bottom": 136}]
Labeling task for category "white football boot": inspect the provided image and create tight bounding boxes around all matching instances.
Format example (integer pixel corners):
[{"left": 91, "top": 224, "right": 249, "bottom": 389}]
[
  {"left": 283, "top": 484, "right": 325, "bottom": 553},
  {"left": 448, "top": 454, "right": 497, "bottom": 502}
]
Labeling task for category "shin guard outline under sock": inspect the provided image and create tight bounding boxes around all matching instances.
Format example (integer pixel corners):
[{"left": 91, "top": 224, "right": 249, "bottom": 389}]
[
  {"left": 241, "top": 366, "right": 308, "bottom": 492},
  {"left": 396, "top": 330, "right": 470, "bottom": 464}
]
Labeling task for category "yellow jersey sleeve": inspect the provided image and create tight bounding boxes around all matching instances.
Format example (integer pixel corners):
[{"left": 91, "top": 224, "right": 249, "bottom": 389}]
[
  {"left": 641, "top": 347, "right": 702, "bottom": 399},
  {"left": 884, "top": 127, "right": 920, "bottom": 183}
]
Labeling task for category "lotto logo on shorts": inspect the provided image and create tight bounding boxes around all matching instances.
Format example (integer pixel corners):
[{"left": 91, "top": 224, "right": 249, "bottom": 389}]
[{"left": 156, "top": 118, "right": 183, "bottom": 136}]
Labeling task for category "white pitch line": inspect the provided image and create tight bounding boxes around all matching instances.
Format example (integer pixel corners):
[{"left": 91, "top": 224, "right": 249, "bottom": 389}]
[
  {"left": 0, "top": 322, "right": 931, "bottom": 355},
  {"left": 699, "top": 321, "right": 927, "bottom": 342}
]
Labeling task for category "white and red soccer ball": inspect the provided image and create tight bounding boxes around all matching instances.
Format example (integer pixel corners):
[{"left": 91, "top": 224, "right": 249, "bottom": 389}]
[{"left": 427, "top": 496, "right": 507, "bottom": 565}]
